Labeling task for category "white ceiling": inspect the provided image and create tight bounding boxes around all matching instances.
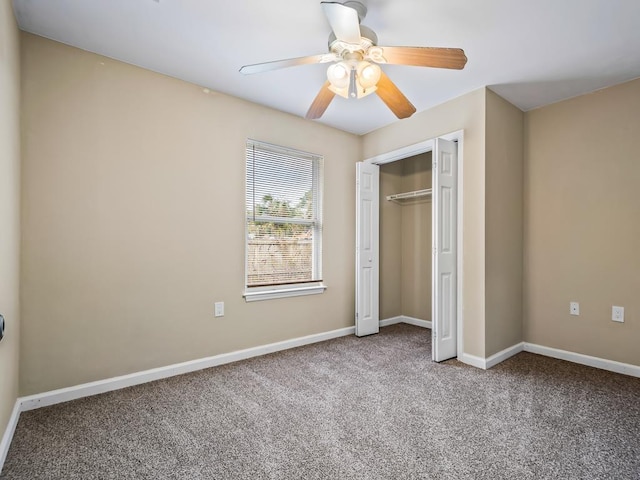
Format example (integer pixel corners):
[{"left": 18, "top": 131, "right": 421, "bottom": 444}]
[{"left": 13, "top": 0, "right": 640, "bottom": 135}]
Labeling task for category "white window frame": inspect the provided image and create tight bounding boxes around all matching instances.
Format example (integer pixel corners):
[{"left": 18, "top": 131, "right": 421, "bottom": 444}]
[{"left": 243, "top": 140, "right": 326, "bottom": 302}]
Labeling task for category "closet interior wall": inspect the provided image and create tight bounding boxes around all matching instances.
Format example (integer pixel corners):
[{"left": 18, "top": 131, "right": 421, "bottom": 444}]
[{"left": 379, "top": 152, "right": 432, "bottom": 322}]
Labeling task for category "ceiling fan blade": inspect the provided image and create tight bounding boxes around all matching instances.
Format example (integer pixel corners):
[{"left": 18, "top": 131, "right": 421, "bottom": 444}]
[
  {"left": 306, "top": 81, "right": 336, "bottom": 120},
  {"left": 321, "top": 2, "right": 361, "bottom": 44},
  {"left": 375, "top": 72, "right": 416, "bottom": 119},
  {"left": 374, "top": 46, "right": 467, "bottom": 70},
  {"left": 240, "top": 53, "right": 338, "bottom": 75}
]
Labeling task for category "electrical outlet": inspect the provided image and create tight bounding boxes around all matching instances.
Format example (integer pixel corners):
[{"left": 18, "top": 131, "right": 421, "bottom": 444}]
[
  {"left": 612, "top": 306, "right": 624, "bottom": 323},
  {"left": 214, "top": 302, "right": 224, "bottom": 317},
  {"left": 570, "top": 302, "right": 580, "bottom": 316}
]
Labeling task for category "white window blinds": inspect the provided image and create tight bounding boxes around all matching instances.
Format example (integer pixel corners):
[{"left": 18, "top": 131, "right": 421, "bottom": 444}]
[{"left": 245, "top": 140, "right": 323, "bottom": 288}]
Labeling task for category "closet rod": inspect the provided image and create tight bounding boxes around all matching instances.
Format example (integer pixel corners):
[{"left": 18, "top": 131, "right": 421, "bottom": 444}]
[{"left": 386, "top": 188, "right": 432, "bottom": 203}]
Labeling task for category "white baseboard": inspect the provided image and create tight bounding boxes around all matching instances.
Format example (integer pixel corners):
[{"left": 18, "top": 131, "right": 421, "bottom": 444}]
[
  {"left": 379, "top": 316, "right": 432, "bottom": 329},
  {"left": 486, "top": 342, "right": 524, "bottom": 369},
  {"left": 19, "top": 326, "right": 355, "bottom": 412},
  {"left": 459, "top": 341, "right": 640, "bottom": 378},
  {"left": 379, "top": 316, "right": 403, "bottom": 327},
  {"left": 459, "top": 342, "right": 524, "bottom": 370},
  {"left": 523, "top": 342, "right": 640, "bottom": 378},
  {"left": 0, "top": 400, "right": 21, "bottom": 474},
  {"left": 458, "top": 353, "right": 487, "bottom": 369},
  {"left": 401, "top": 316, "right": 432, "bottom": 329}
]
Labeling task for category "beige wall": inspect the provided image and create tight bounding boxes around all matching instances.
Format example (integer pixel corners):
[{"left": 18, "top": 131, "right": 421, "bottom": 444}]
[
  {"left": 20, "top": 33, "right": 361, "bottom": 395},
  {"left": 364, "top": 88, "right": 487, "bottom": 357},
  {"left": 524, "top": 78, "right": 640, "bottom": 366},
  {"left": 379, "top": 153, "right": 432, "bottom": 321},
  {"left": 400, "top": 153, "right": 432, "bottom": 320},
  {"left": 0, "top": 0, "right": 21, "bottom": 436},
  {"left": 10, "top": 19, "right": 640, "bottom": 410},
  {"left": 379, "top": 162, "right": 403, "bottom": 319},
  {"left": 485, "top": 89, "right": 524, "bottom": 356}
]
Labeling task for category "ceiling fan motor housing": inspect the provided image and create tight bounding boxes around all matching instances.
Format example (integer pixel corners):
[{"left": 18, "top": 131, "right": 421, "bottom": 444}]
[
  {"left": 328, "top": 25, "right": 378, "bottom": 58},
  {"left": 342, "top": 1, "right": 367, "bottom": 22}
]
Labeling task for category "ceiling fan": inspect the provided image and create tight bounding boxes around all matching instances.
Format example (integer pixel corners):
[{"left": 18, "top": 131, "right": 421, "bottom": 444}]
[{"left": 239, "top": 1, "right": 467, "bottom": 121}]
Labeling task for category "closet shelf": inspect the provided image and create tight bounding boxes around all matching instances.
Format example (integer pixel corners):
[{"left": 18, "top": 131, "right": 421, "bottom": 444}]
[{"left": 386, "top": 188, "right": 432, "bottom": 203}]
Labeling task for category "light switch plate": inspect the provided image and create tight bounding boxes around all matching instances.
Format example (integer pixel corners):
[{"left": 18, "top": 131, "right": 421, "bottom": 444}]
[
  {"left": 214, "top": 302, "right": 224, "bottom": 317},
  {"left": 612, "top": 306, "right": 624, "bottom": 323}
]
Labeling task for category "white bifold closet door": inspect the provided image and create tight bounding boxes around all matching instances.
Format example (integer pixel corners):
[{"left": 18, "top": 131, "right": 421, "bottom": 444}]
[
  {"left": 432, "top": 138, "right": 458, "bottom": 362},
  {"left": 355, "top": 162, "right": 379, "bottom": 337}
]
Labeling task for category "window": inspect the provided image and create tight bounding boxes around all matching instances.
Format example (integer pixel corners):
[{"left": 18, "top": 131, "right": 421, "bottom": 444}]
[{"left": 244, "top": 140, "right": 325, "bottom": 301}]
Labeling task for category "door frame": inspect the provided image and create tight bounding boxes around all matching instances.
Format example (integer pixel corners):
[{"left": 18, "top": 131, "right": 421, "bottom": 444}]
[{"left": 362, "top": 130, "right": 464, "bottom": 360}]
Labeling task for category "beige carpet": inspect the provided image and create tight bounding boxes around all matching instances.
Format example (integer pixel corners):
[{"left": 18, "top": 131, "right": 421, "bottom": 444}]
[{"left": 2, "top": 324, "right": 639, "bottom": 479}]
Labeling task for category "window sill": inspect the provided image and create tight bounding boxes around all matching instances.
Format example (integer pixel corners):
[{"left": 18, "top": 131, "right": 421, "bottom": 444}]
[{"left": 243, "top": 284, "right": 327, "bottom": 302}]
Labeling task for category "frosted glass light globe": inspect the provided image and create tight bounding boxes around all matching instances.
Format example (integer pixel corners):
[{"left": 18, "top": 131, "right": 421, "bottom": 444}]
[{"left": 327, "top": 62, "right": 350, "bottom": 89}]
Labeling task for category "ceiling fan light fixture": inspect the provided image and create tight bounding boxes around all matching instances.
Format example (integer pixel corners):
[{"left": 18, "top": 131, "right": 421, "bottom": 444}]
[
  {"left": 327, "top": 62, "right": 351, "bottom": 90},
  {"left": 328, "top": 84, "right": 349, "bottom": 99},
  {"left": 367, "top": 46, "right": 386, "bottom": 64},
  {"left": 357, "top": 61, "right": 381, "bottom": 89},
  {"left": 327, "top": 59, "right": 380, "bottom": 99},
  {"left": 356, "top": 84, "right": 378, "bottom": 99}
]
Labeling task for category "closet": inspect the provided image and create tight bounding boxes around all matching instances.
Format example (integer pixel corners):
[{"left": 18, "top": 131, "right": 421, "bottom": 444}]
[{"left": 379, "top": 152, "right": 432, "bottom": 325}]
